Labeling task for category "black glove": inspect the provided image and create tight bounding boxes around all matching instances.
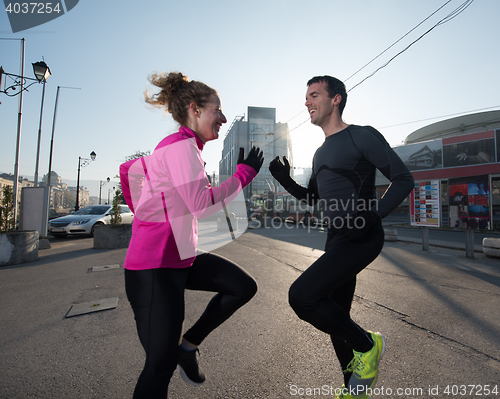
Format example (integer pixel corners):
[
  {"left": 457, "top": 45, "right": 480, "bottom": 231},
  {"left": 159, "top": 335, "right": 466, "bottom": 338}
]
[
  {"left": 269, "top": 156, "right": 292, "bottom": 186},
  {"left": 337, "top": 211, "right": 381, "bottom": 242},
  {"left": 237, "top": 147, "right": 264, "bottom": 174}
]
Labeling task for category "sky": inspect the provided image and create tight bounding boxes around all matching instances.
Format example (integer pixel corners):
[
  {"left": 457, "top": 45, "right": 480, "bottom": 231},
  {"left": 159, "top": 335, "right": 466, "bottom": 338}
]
[{"left": 1, "top": 0, "right": 499, "bottom": 198}]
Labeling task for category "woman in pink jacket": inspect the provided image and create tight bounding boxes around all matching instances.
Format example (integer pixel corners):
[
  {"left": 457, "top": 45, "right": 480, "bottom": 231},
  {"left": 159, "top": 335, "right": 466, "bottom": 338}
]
[{"left": 120, "top": 72, "right": 263, "bottom": 398}]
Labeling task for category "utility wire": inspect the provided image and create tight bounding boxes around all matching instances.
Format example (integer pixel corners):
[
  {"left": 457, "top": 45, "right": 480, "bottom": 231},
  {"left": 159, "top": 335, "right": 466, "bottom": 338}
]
[
  {"left": 380, "top": 105, "right": 500, "bottom": 129},
  {"left": 261, "top": 0, "right": 475, "bottom": 151},
  {"left": 226, "top": 0, "right": 475, "bottom": 156},
  {"left": 347, "top": 0, "right": 474, "bottom": 92},
  {"left": 285, "top": 1, "right": 469, "bottom": 126}
]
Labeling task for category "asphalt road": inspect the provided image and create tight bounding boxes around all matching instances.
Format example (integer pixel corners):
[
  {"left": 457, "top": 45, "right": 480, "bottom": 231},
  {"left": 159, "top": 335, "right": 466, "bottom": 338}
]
[
  {"left": 1, "top": 225, "right": 499, "bottom": 398},
  {"left": 172, "top": 226, "right": 500, "bottom": 399}
]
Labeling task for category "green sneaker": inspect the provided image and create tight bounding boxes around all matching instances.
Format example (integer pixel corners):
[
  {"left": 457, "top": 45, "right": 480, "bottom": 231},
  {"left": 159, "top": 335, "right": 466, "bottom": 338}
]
[
  {"left": 345, "top": 331, "right": 385, "bottom": 396},
  {"left": 335, "top": 384, "right": 371, "bottom": 399}
]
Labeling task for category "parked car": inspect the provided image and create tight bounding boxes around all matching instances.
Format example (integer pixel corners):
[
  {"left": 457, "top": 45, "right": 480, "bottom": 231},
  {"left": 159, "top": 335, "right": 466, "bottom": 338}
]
[
  {"left": 48, "top": 209, "right": 60, "bottom": 220},
  {"left": 48, "top": 205, "right": 134, "bottom": 237}
]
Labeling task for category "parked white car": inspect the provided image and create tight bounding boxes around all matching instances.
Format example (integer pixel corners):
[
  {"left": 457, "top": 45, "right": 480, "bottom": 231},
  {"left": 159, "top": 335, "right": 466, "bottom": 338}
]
[{"left": 49, "top": 205, "right": 134, "bottom": 237}]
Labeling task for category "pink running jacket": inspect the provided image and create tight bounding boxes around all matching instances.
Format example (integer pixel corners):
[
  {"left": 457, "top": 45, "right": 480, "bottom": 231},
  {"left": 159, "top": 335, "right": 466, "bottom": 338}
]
[{"left": 120, "top": 126, "right": 257, "bottom": 270}]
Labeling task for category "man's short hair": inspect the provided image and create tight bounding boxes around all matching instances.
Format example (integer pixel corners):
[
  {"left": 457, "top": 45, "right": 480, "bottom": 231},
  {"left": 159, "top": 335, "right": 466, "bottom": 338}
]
[{"left": 307, "top": 76, "right": 347, "bottom": 116}]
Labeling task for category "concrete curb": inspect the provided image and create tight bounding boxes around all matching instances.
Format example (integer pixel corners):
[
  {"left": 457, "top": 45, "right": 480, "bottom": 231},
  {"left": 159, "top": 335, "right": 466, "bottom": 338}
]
[
  {"left": 483, "top": 237, "right": 500, "bottom": 258},
  {"left": 0, "top": 230, "right": 39, "bottom": 266}
]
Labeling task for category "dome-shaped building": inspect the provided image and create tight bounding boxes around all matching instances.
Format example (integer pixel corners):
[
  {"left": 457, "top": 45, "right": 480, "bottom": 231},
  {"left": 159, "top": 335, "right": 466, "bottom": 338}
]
[
  {"left": 404, "top": 110, "right": 500, "bottom": 145},
  {"left": 42, "top": 171, "right": 62, "bottom": 186}
]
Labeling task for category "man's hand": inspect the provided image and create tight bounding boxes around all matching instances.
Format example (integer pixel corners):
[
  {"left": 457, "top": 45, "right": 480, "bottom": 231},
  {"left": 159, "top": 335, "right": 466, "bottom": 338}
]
[
  {"left": 237, "top": 147, "right": 264, "bottom": 173},
  {"left": 269, "top": 156, "right": 291, "bottom": 184},
  {"left": 337, "top": 211, "right": 381, "bottom": 242}
]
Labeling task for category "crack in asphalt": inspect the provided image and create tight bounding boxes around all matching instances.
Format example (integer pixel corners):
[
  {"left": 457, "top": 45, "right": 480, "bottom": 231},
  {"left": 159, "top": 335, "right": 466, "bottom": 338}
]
[
  {"left": 364, "top": 267, "right": 500, "bottom": 298},
  {"left": 355, "top": 295, "right": 500, "bottom": 365}
]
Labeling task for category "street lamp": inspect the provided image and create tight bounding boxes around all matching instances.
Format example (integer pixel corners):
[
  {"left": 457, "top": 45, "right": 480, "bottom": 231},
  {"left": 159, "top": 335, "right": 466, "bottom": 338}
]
[
  {"left": 0, "top": 62, "right": 49, "bottom": 96},
  {"left": 108, "top": 186, "right": 115, "bottom": 205},
  {"left": 32, "top": 61, "right": 52, "bottom": 187},
  {"left": 99, "top": 177, "right": 110, "bottom": 205},
  {"left": 32, "top": 61, "right": 51, "bottom": 82},
  {"left": 41, "top": 85, "right": 81, "bottom": 238},
  {"left": 75, "top": 151, "right": 96, "bottom": 211}
]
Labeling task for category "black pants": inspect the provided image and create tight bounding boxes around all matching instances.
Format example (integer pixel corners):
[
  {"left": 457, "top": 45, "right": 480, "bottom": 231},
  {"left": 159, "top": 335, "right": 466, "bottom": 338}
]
[
  {"left": 288, "top": 222, "right": 384, "bottom": 377},
  {"left": 125, "top": 253, "right": 257, "bottom": 399}
]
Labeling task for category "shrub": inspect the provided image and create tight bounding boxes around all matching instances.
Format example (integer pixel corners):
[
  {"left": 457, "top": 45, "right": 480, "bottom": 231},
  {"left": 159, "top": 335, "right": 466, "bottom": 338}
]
[
  {"left": 0, "top": 185, "right": 14, "bottom": 232},
  {"left": 110, "top": 189, "right": 122, "bottom": 226}
]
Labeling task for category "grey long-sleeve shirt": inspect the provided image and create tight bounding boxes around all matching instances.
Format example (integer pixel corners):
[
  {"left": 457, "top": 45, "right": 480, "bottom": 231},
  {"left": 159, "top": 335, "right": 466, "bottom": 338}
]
[{"left": 285, "top": 125, "right": 414, "bottom": 222}]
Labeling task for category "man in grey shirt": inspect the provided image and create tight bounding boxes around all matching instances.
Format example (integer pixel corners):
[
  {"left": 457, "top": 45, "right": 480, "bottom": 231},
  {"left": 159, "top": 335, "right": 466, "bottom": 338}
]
[{"left": 270, "top": 75, "right": 414, "bottom": 399}]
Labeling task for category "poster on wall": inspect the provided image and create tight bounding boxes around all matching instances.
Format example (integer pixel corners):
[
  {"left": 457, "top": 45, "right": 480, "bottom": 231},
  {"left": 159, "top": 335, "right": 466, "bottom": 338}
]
[
  {"left": 443, "top": 138, "right": 495, "bottom": 167},
  {"left": 448, "top": 175, "right": 490, "bottom": 230},
  {"left": 496, "top": 129, "right": 500, "bottom": 163},
  {"left": 393, "top": 141, "right": 443, "bottom": 171},
  {"left": 410, "top": 180, "right": 440, "bottom": 227}
]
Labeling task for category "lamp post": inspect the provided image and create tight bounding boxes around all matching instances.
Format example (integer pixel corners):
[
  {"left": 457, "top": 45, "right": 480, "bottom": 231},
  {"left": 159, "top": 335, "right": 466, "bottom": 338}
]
[
  {"left": 32, "top": 61, "right": 52, "bottom": 187},
  {"left": 75, "top": 151, "right": 96, "bottom": 211},
  {"left": 107, "top": 186, "right": 116, "bottom": 205},
  {"left": 46, "top": 86, "right": 82, "bottom": 189},
  {"left": 41, "top": 85, "right": 81, "bottom": 238},
  {"left": 99, "top": 177, "right": 110, "bottom": 205}
]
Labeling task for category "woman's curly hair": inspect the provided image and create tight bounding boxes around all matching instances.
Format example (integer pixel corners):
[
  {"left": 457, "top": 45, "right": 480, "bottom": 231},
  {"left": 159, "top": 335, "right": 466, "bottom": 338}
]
[{"left": 144, "top": 72, "right": 217, "bottom": 126}]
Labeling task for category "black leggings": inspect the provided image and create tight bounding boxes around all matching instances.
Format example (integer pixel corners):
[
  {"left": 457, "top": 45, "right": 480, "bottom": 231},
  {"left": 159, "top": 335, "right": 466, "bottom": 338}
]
[
  {"left": 288, "top": 223, "right": 384, "bottom": 376},
  {"left": 125, "top": 253, "right": 257, "bottom": 399}
]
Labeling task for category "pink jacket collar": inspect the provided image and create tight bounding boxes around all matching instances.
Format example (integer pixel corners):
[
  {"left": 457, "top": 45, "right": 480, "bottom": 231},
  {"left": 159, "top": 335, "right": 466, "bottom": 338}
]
[{"left": 179, "top": 126, "right": 205, "bottom": 151}]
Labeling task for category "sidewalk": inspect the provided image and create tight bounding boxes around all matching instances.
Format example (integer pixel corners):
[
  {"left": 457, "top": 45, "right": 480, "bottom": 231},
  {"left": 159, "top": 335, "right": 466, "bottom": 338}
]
[{"left": 382, "top": 222, "right": 499, "bottom": 253}]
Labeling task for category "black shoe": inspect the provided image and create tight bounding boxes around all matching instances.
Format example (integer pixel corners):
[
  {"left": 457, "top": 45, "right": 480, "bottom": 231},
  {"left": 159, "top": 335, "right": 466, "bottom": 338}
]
[{"left": 177, "top": 348, "right": 206, "bottom": 386}]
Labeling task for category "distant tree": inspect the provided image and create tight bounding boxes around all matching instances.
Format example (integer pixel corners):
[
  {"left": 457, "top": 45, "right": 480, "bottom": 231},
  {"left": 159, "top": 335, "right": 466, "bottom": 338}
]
[
  {"left": 0, "top": 185, "right": 14, "bottom": 232},
  {"left": 110, "top": 189, "right": 122, "bottom": 226},
  {"left": 124, "top": 150, "right": 151, "bottom": 162},
  {"left": 63, "top": 191, "right": 75, "bottom": 209}
]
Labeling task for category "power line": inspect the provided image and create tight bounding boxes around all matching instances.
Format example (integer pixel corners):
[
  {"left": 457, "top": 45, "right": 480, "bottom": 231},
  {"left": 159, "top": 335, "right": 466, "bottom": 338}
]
[
  {"left": 379, "top": 105, "right": 500, "bottom": 129},
  {"left": 344, "top": 0, "right": 454, "bottom": 83},
  {"left": 229, "top": 0, "right": 476, "bottom": 155},
  {"left": 262, "top": 0, "right": 475, "bottom": 149},
  {"left": 347, "top": 0, "right": 474, "bottom": 92}
]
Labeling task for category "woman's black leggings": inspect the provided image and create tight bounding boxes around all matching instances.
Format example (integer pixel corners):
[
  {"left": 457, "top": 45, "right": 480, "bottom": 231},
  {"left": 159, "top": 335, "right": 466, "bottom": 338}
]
[
  {"left": 125, "top": 253, "right": 257, "bottom": 399},
  {"left": 288, "top": 222, "right": 385, "bottom": 377}
]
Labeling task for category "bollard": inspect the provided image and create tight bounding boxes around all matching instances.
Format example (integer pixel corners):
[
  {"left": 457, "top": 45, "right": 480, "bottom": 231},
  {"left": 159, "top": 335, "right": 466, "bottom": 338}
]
[
  {"left": 0, "top": 230, "right": 39, "bottom": 266},
  {"left": 482, "top": 237, "right": 500, "bottom": 258},
  {"left": 384, "top": 228, "right": 398, "bottom": 242}
]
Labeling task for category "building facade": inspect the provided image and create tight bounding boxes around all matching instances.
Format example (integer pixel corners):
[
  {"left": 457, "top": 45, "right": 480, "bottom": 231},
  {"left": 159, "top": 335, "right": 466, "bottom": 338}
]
[
  {"left": 219, "top": 107, "right": 292, "bottom": 197},
  {"left": 0, "top": 173, "right": 34, "bottom": 207},
  {"left": 41, "top": 171, "right": 90, "bottom": 210},
  {"left": 377, "top": 110, "right": 500, "bottom": 230}
]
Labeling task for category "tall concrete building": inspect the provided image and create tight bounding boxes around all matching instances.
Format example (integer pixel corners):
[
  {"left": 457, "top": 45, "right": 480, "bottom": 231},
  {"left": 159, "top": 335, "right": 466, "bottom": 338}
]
[{"left": 219, "top": 107, "right": 292, "bottom": 197}]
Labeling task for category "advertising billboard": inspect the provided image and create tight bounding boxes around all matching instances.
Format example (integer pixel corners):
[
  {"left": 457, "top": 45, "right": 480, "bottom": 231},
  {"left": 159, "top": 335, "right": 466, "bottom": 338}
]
[
  {"left": 410, "top": 180, "right": 440, "bottom": 227},
  {"left": 443, "top": 138, "right": 495, "bottom": 168},
  {"left": 449, "top": 175, "right": 490, "bottom": 229}
]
